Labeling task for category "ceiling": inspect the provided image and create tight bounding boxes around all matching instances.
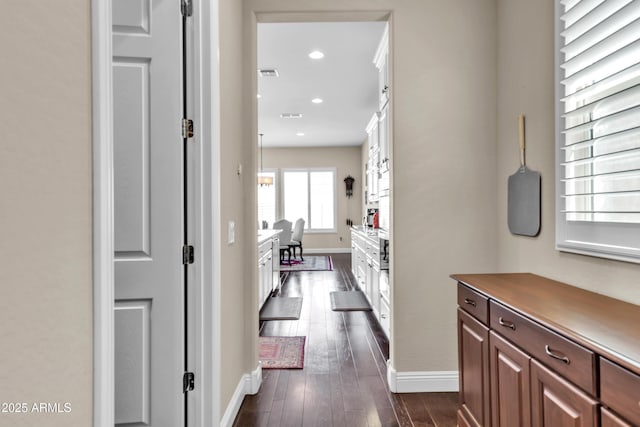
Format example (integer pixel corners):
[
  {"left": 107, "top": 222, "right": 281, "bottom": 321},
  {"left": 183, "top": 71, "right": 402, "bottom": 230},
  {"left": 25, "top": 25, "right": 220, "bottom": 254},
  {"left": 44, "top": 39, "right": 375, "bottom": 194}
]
[{"left": 257, "top": 21, "right": 387, "bottom": 148}]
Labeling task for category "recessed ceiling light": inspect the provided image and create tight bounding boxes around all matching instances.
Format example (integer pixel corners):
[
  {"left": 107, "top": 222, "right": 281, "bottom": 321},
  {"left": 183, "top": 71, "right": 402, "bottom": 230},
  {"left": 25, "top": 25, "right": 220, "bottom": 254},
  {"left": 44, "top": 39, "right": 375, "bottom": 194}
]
[
  {"left": 311, "top": 98, "right": 323, "bottom": 104},
  {"left": 296, "top": 132, "right": 305, "bottom": 136},
  {"left": 308, "top": 50, "right": 324, "bottom": 59}
]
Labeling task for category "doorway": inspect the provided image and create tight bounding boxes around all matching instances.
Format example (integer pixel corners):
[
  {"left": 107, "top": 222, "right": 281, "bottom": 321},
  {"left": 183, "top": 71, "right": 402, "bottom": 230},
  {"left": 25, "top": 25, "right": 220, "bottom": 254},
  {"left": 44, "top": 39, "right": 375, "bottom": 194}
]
[{"left": 254, "top": 14, "right": 393, "bottom": 373}]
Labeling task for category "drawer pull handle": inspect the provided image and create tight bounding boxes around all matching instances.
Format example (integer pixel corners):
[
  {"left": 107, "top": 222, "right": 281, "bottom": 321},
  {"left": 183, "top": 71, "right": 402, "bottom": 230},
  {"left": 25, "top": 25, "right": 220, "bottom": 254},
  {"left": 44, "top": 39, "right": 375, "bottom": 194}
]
[
  {"left": 545, "top": 345, "right": 570, "bottom": 365},
  {"left": 464, "top": 298, "right": 476, "bottom": 307},
  {"left": 498, "top": 317, "right": 516, "bottom": 330}
]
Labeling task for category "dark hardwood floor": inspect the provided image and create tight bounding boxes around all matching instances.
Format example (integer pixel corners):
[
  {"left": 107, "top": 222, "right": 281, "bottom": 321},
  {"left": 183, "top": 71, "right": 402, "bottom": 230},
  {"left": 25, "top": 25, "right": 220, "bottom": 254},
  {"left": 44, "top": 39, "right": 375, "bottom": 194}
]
[{"left": 233, "top": 253, "right": 458, "bottom": 427}]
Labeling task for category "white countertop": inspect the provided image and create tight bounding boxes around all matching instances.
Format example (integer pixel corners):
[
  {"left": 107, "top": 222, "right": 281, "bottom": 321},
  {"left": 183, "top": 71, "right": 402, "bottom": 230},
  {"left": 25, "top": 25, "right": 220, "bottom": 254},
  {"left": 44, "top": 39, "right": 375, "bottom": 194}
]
[
  {"left": 257, "top": 228, "right": 282, "bottom": 244},
  {"left": 351, "top": 225, "right": 380, "bottom": 239}
]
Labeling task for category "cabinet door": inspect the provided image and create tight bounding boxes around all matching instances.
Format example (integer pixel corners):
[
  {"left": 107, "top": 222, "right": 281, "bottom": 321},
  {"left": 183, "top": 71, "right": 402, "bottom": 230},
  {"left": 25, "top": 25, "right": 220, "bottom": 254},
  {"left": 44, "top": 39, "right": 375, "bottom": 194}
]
[
  {"left": 351, "top": 240, "right": 357, "bottom": 276},
  {"left": 458, "top": 308, "right": 491, "bottom": 427},
  {"left": 531, "top": 359, "right": 598, "bottom": 427},
  {"left": 378, "top": 107, "right": 389, "bottom": 171},
  {"left": 258, "top": 258, "right": 266, "bottom": 310},
  {"left": 490, "top": 331, "right": 531, "bottom": 427},
  {"left": 601, "top": 408, "right": 634, "bottom": 427},
  {"left": 370, "top": 264, "right": 380, "bottom": 314}
]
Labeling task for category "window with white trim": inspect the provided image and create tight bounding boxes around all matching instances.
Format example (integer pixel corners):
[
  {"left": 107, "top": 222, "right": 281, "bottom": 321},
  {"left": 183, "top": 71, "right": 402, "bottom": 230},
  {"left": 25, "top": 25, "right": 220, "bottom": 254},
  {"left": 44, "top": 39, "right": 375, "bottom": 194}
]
[
  {"left": 556, "top": 0, "right": 640, "bottom": 262},
  {"left": 282, "top": 168, "right": 336, "bottom": 232}
]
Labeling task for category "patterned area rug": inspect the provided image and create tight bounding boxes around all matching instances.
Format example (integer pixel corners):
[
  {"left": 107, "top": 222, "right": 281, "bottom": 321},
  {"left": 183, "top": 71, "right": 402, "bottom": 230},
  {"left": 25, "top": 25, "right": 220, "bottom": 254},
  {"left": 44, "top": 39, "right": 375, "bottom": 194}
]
[
  {"left": 280, "top": 255, "right": 333, "bottom": 272},
  {"left": 259, "top": 336, "right": 306, "bottom": 369}
]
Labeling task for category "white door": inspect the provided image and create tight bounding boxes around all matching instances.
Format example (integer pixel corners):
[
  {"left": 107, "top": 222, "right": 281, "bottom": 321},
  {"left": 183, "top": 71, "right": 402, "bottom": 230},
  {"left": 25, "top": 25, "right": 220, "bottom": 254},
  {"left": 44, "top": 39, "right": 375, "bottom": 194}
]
[{"left": 112, "top": 0, "right": 185, "bottom": 425}]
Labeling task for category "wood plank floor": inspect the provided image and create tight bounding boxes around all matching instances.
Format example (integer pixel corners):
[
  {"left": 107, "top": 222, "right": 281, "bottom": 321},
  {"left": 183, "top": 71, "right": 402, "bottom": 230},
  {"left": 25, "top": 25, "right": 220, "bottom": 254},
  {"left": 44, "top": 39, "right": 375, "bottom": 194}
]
[{"left": 233, "top": 253, "right": 458, "bottom": 427}]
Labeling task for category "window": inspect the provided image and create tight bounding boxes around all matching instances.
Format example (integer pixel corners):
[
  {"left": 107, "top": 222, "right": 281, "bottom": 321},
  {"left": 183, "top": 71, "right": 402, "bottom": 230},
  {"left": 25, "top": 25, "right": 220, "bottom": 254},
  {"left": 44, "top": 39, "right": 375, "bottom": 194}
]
[
  {"left": 556, "top": 0, "right": 640, "bottom": 262},
  {"left": 257, "top": 170, "right": 277, "bottom": 228},
  {"left": 283, "top": 169, "right": 336, "bottom": 232}
]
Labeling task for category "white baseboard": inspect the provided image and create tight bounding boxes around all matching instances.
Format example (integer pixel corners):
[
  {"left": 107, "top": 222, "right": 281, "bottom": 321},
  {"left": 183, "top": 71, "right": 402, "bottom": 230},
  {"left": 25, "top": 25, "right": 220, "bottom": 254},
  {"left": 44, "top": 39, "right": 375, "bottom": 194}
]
[
  {"left": 305, "top": 248, "right": 351, "bottom": 254},
  {"left": 387, "top": 361, "right": 459, "bottom": 393},
  {"left": 220, "top": 363, "right": 262, "bottom": 427}
]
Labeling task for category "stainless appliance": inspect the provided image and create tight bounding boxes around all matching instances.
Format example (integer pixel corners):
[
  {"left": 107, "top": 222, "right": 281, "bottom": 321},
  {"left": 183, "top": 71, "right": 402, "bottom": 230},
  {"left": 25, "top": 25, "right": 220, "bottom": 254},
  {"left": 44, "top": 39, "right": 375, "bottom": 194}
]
[{"left": 379, "top": 237, "right": 389, "bottom": 270}]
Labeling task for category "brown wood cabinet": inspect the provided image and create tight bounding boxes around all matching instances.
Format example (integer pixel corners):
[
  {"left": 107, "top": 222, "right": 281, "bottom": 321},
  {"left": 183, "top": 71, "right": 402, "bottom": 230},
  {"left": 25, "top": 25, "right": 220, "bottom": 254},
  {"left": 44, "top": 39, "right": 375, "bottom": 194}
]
[
  {"left": 489, "top": 331, "right": 531, "bottom": 427},
  {"left": 453, "top": 273, "right": 640, "bottom": 427},
  {"left": 530, "top": 359, "right": 598, "bottom": 427},
  {"left": 457, "top": 307, "right": 490, "bottom": 427},
  {"left": 602, "top": 407, "right": 634, "bottom": 427}
]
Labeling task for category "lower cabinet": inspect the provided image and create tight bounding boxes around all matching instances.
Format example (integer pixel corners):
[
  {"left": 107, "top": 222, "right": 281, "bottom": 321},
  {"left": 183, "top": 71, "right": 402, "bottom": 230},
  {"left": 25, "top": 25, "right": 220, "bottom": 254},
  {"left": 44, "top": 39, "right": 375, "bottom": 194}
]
[
  {"left": 258, "top": 248, "right": 273, "bottom": 310},
  {"left": 530, "top": 359, "right": 598, "bottom": 427},
  {"left": 489, "top": 331, "right": 531, "bottom": 427},
  {"left": 351, "top": 228, "right": 388, "bottom": 337},
  {"left": 601, "top": 408, "right": 634, "bottom": 427},
  {"left": 454, "top": 274, "right": 640, "bottom": 427},
  {"left": 457, "top": 308, "right": 490, "bottom": 427}
]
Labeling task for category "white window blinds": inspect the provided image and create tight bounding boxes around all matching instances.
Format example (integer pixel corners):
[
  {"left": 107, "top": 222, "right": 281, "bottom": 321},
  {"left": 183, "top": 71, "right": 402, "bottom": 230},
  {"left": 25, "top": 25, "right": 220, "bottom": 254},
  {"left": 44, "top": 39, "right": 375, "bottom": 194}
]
[{"left": 556, "top": 0, "right": 640, "bottom": 262}]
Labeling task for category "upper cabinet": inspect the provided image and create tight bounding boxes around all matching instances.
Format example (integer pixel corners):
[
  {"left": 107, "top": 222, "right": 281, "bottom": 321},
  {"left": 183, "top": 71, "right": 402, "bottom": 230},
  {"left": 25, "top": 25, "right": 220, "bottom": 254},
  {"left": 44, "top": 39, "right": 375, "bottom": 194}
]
[
  {"left": 366, "top": 113, "right": 380, "bottom": 203},
  {"left": 373, "top": 24, "right": 389, "bottom": 111},
  {"left": 373, "top": 24, "right": 390, "bottom": 174}
]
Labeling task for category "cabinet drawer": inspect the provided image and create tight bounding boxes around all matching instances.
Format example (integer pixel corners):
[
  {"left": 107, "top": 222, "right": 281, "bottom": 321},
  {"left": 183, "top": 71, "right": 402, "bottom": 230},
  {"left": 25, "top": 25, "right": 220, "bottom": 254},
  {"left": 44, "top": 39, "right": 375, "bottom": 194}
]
[
  {"left": 457, "top": 283, "right": 488, "bottom": 325},
  {"left": 490, "top": 301, "right": 596, "bottom": 395},
  {"left": 601, "top": 358, "right": 640, "bottom": 425},
  {"left": 259, "top": 240, "right": 272, "bottom": 258}
]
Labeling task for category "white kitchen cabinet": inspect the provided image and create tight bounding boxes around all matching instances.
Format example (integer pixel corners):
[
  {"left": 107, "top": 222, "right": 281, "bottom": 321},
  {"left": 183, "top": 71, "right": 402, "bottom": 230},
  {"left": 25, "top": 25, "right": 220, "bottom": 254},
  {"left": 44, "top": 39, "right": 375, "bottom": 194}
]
[
  {"left": 351, "top": 227, "right": 387, "bottom": 337},
  {"left": 257, "top": 229, "right": 281, "bottom": 310},
  {"left": 365, "top": 113, "right": 380, "bottom": 203},
  {"left": 373, "top": 24, "right": 389, "bottom": 110},
  {"left": 378, "top": 105, "right": 389, "bottom": 173}
]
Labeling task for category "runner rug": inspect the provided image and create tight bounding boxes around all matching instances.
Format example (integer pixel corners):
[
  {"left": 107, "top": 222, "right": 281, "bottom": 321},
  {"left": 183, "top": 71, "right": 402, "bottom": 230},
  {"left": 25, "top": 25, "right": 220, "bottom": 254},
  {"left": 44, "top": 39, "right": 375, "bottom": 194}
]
[
  {"left": 280, "top": 255, "right": 333, "bottom": 272},
  {"left": 330, "top": 291, "right": 372, "bottom": 311},
  {"left": 259, "top": 336, "right": 306, "bottom": 369},
  {"left": 259, "top": 297, "right": 303, "bottom": 321}
]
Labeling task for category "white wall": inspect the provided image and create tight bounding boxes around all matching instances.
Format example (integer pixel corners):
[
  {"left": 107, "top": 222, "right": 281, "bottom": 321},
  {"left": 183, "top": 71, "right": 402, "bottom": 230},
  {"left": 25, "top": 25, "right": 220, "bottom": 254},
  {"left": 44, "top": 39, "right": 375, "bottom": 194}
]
[
  {"left": 0, "top": 2, "right": 93, "bottom": 426},
  {"left": 218, "top": 0, "right": 257, "bottom": 415},
  {"left": 496, "top": 0, "right": 640, "bottom": 305}
]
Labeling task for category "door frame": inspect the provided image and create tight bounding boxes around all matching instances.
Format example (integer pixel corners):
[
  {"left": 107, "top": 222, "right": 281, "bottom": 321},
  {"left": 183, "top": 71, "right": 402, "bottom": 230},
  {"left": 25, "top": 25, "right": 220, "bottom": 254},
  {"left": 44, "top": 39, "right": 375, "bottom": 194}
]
[{"left": 91, "top": 0, "right": 221, "bottom": 425}]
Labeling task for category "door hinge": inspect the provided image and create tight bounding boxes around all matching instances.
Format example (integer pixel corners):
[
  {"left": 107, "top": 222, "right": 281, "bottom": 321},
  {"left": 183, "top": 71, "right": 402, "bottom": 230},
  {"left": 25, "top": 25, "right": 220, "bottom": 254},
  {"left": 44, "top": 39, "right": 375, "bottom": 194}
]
[
  {"left": 182, "top": 245, "right": 194, "bottom": 264},
  {"left": 182, "top": 118, "right": 194, "bottom": 139},
  {"left": 183, "top": 372, "right": 195, "bottom": 393},
  {"left": 181, "top": 0, "right": 193, "bottom": 17}
]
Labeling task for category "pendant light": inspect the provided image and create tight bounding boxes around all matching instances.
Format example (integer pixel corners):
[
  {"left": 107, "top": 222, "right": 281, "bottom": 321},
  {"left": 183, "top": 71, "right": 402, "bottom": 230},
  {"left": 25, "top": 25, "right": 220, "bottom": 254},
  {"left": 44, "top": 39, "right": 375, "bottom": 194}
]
[{"left": 257, "top": 133, "right": 273, "bottom": 186}]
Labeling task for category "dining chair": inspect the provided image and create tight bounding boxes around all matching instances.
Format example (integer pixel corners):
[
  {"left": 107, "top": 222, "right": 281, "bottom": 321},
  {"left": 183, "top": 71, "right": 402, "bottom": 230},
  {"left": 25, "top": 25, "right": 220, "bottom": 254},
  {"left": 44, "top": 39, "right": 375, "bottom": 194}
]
[
  {"left": 272, "top": 219, "right": 293, "bottom": 265},
  {"left": 289, "top": 218, "right": 305, "bottom": 261}
]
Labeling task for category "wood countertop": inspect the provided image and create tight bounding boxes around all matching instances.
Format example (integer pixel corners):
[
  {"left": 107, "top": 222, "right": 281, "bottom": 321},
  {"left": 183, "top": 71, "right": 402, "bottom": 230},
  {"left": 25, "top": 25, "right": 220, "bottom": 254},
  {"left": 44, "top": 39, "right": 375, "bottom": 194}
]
[{"left": 451, "top": 273, "right": 640, "bottom": 376}]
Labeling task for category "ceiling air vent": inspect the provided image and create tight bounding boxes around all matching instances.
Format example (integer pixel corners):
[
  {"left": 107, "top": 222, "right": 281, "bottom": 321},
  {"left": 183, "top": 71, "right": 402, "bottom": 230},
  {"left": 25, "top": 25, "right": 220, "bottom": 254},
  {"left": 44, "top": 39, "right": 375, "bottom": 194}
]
[
  {"left": 280, "top": 113, "right": 303, "bottom": 119},
  {"left": 258, "top": 68, "right": 279, "bottom": 77}
]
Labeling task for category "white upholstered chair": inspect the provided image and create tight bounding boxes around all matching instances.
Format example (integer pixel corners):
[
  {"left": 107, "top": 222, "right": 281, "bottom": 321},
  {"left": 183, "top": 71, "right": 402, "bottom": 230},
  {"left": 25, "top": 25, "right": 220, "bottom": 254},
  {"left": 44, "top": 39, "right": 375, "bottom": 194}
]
[
  {"left": 272, "top": 219, "right": 293, "bottom": 265},
  {"left": 289, "top": 218, "right": 305, "bottom": 261}
]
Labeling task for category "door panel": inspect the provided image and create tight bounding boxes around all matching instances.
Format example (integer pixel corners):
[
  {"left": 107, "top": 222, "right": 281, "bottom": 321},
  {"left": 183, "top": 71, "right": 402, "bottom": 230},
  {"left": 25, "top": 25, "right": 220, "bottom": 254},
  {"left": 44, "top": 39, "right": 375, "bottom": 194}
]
[
  {"left": 113, "top": 59, "right": 150, "bottom": 258},
  {"left": 113, "top": 0, "right": 184, "bottom": 425},
  {"left": 112, "top": 0, "right": 150, "bottom": 34},
  {"left": 114, "top": 300, "right": 151, "bottom": 425}
]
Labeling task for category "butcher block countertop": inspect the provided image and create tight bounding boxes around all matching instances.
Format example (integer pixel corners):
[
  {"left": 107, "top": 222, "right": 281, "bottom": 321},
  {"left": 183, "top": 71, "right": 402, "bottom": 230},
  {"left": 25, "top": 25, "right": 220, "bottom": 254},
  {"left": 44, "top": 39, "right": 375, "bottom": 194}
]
[{"left": 451, "top": 273, "right": 640, "bottom": 376}]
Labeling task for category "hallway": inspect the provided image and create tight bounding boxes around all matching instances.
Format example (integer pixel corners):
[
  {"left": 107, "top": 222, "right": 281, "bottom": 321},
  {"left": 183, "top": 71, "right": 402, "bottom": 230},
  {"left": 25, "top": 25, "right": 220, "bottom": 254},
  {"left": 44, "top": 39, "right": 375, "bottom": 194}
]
[{"left": 233, "top": 254, "right": 457, "bottom": 426}]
